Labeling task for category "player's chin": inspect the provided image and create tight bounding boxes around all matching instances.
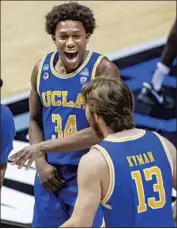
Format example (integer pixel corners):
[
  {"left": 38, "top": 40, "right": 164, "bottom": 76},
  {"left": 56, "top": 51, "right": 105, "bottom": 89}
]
[{"left": 65, "top": 58, "right": 80, "bottom": 70}]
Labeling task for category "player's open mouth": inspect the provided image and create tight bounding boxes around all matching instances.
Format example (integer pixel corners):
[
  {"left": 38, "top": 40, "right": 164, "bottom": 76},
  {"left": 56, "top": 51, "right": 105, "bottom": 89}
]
[{"left": 64, "top": 51, "right": 78, "bottom": 60}]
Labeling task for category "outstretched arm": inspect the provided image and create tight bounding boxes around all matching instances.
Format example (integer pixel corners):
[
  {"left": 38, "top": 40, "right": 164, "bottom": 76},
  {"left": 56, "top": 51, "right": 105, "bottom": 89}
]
[
  {"left": 40, "top": 127, "right": 100, "bottom": 152},
  {"left": 9, "top": 59, "right": 120, "bottom": 168},
  {"left": 9, "top": 127, "right": 101, "bottom": 169}
]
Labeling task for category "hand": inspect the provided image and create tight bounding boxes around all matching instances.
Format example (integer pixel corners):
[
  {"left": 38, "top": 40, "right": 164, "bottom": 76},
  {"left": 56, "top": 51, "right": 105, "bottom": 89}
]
[
  {"left": 37, "top": 163, "right": 65, "bottom": 192},
  {"left": 9, "top": 143, "right": 45, "bottom": 169},
  {"left": 173, "top": 200, "right": 177, "bottom": 225}
]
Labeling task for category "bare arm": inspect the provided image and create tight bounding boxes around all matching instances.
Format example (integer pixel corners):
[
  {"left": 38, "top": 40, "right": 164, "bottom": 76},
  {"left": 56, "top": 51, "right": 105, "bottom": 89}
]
[
  {"left": 9, "top": 59, "right": 120, "bottom": 166},
  {"left": 29, "top": 60, "right": 47, "bottom": 166},
  {"left": 38, "top": 58, "right": 120, "bottom": 152},
  {"left": 173, "top": 200, "right": 177, "bottom": 225},
  {"left": 39, "top": 58, "right": 120, "bottom": 152},
  {"left": 163, "top": 136, "right": 176, "bottom": 190},
  {"left": 161, "top": 135, "right": 177, "bottom": 224},
  {"left": 95, "top": 57, "right": 120, "bottom": 79},
  {"left": 40, "top": 127, "right": 100, "bottom": 152},
  {"left": 60, "top": 150, "right": 102, "bottom": 228},
  {"left": 0, "top": 164, "right": 7, "bottom": 189}
]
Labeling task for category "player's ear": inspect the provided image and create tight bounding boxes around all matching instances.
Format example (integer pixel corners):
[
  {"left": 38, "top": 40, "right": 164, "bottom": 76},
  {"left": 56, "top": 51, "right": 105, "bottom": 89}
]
[
  {"left": 52, "top": 35, "right": 56, "bottom": 45},
  {"left": 94, "top": 113, "right": 99, "bottom": 122},
  {"left": 86, "top": 33, "right": 91, "bottom": 43}
]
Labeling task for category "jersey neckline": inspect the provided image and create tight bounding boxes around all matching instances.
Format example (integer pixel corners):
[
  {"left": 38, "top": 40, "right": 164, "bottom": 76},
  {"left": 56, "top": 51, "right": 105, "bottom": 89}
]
[
  {"left": 104, "top": 129, "right": 146, "bottom": 142},
  {"left": 50, "top": 51, "right": 92, "bottom": 79}
]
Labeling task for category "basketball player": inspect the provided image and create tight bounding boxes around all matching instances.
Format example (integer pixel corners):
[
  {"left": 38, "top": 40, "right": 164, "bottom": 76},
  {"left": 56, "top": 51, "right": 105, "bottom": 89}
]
[
  {"left": 138, "top": 19, "right": 177, "bottom": 107},
  {"left": 11, "top": 2, "right": 120, "bottom": 227},
  {"left": 10, "top": 76, "right": 176, "bottom": 227},
  {"left": 59, "top": 76, "right": 176, "bottom": 227},
  {"left": 0, "top": 79, "right": 16, "bottom": 188}
]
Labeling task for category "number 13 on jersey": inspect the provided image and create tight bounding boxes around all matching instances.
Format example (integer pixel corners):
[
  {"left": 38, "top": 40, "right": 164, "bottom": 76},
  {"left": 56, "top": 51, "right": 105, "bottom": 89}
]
[
  {"left": 131, "top": 166, "right": 166, "bottom": 213},
  {"left": 51, "top": 114, "right": 77, "bottom": 139}
]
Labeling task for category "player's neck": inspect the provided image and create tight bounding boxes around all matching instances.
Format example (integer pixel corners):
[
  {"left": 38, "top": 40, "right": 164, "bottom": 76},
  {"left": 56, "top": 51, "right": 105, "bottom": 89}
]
[
  {"left": 101, "top": 126, "right": 114, "bottom": 139},
  {"left": 106, "top": 128, "right": 142, "bottom": 139},
  {"left": 57, "top": 50, "right": 89, "bottom": 75}
]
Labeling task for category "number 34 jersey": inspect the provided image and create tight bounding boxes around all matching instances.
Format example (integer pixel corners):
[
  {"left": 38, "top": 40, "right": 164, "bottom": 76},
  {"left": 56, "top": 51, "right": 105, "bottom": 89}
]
[
  {"left": 93, "top": 130, "right": 175, "bottom": 227},
  {"left": 37, "top": 51, "right": 104, "bottom": 165}
]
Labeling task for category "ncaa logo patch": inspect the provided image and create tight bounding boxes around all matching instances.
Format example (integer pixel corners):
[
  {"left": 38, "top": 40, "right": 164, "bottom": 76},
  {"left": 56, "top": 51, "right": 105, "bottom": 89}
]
[
  {"left": 43, "top": 72, "right": 49, "bottom": 80},
  {"left": 80, "top": 76, "right": 87, "bottom": 85},
  {"left": 43, "top": 64, "right": 49, "bottom": 71}
]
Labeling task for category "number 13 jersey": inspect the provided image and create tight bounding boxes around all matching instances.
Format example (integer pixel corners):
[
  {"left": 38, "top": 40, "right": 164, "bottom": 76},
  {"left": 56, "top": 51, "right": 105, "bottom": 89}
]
[{"left": 92, "top": 130, "right": 175, "bottom": 227}]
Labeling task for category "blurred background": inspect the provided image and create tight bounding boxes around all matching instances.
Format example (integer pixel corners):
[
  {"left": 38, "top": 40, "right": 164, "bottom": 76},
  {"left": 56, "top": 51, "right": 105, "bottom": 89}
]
[
  {"left": 1, "top": 1, "right": 176, "bottom": 227},
  {"left": 1, "top": 1, "right": 175, "bottom": 99}
]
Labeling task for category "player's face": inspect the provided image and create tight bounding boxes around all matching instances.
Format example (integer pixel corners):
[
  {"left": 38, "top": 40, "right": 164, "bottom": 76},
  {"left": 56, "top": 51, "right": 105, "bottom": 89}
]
[
  {"left": 54, "top": 20, "right": 89, "bottom": 71},
  {"left": 85, "top": 104, "right": 104, "bottom": 138}
]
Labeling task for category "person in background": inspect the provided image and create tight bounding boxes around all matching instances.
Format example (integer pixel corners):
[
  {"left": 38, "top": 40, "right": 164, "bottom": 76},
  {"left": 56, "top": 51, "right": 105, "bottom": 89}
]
[
  {"left": 138, "top": 19, "right": 177, "bottom": 108},
  {"left": 0, "top": 78, "right": 16, "bottom": 188}
]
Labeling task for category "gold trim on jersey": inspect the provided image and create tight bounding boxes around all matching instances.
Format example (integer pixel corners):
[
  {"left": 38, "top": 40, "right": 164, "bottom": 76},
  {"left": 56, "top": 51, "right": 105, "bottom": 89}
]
[
  {"left": 100, "top": 218, "right": 106, "bottom": 228},
  {"left": 104, "top": 129, "right": 146, "bottom": 142},
  {"left": 91, "top": 55, "right": 104, "bottom": 80},
  {"left": 153, "top": 132, "right": 173, "bottom": 176},
  {"left": 36, "top": 54, "right": 48, "bottom": 95},
  {"left": 91, "top": 144, "right": 115, "bottom": 208},
  {"left": 101, "top": 202, "right": 112, "bottom": 210},
  {"left": 50, "top": 51, "right": 92, "bottom": 79}
]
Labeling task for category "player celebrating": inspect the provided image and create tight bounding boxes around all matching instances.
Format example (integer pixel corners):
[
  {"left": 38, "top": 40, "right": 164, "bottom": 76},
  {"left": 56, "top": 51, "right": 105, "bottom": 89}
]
[{"left": 13, "top": 2, "right": 120, "bottom": 228}]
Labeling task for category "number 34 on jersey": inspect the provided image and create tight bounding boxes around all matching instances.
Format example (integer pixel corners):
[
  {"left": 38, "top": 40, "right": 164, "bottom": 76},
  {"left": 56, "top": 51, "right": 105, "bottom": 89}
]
[{"left": 51, "top": 114, "right": 77, "bottom": 139}]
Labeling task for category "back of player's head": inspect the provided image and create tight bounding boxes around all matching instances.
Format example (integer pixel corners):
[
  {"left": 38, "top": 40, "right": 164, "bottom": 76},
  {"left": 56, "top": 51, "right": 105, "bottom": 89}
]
[
  {"left": 45, "top": 2, "right": 96, "bottom": 36},
  {"left": 82, "top": 75, "right": 135, "bottom": 132}
]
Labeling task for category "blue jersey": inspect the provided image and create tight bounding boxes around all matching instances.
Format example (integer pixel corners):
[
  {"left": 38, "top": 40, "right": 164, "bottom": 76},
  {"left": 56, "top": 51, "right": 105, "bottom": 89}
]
[
  {"left": 37, "top": 51, "right": 104, "bottom": 165},
  {"left": 93, "top": 130, "right": 174, "bottom": 227},
  {"left": 0, "top": 104, "right": 16, "bottom": 164}
]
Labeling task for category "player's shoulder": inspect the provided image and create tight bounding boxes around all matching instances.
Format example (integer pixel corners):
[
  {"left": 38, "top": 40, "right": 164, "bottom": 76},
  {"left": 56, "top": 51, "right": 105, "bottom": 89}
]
[
  {"left": 153, "top": 131, "right": 175, "bottom": 148},
  {"left": 95, "top": 54, "right": 120, "bottom": 78},
  {"left": 33, "top": 51, "right": 55, "bottom": 71},
  {"left": 79, "top": 146, "right": 107, "bottom": 173},
  {"left": 31, "top": 51, "right": 53, "bottom": 85}
]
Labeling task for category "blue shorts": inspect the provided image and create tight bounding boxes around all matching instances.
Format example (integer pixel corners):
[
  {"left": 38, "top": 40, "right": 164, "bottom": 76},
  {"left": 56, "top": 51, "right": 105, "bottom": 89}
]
[{"left": 33, "top": 164, "right": 103, "bottom": 227}]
